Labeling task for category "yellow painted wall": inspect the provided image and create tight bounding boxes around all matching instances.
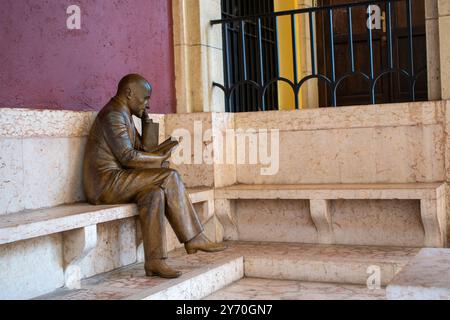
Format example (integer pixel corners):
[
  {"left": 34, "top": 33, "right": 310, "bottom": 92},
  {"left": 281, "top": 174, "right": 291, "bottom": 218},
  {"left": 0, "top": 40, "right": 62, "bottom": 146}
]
[{"left": 274, "top": 0, "right": 303, "bottom": 110}]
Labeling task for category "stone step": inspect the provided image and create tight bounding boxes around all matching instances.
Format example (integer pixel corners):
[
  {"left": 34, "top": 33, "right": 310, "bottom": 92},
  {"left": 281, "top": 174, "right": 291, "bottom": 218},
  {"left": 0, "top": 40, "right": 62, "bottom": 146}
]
[
  {"left": 204, "top": 278, "right": 386, "bottom": 300},
  {"left": 386, "top": 248, "right": 450, "bottom": 300},
  {"left": 36, "top": 242, "right": 418, "bottom": 300}
]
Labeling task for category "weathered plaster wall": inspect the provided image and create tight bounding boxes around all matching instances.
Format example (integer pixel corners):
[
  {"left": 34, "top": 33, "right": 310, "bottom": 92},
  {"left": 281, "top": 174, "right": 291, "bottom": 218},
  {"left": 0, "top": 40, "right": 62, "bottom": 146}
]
[{"left": 0, "top": 0, "right": 175, "bottom": 113}]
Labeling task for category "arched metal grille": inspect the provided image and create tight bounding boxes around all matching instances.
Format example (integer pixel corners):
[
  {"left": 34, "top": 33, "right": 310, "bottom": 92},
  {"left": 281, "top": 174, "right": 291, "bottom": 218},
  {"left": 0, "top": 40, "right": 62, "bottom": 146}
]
[{"left": 212, "top": 0, "right": 428, "bottom": 112}]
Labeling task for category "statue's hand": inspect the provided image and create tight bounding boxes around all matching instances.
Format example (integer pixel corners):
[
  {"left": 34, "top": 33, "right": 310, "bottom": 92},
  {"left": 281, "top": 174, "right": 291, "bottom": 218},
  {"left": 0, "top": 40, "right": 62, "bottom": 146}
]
[
  {"left": 160, "top": 148, "right": 172, "bottom": 161},
  {"left": 141, "top": 109, "right": 151, "bottom": 122}
]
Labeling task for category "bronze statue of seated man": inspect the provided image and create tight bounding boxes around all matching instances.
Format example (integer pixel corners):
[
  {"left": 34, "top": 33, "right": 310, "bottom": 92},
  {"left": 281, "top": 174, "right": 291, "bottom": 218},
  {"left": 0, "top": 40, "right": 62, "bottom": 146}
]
[{"left": 83, "top": 74, "right": 226, "bottom": 278}]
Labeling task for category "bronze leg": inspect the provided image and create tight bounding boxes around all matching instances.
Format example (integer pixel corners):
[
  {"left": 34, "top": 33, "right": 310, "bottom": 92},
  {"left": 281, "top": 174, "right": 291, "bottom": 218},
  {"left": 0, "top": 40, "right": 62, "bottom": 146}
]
[
  {"left": 136, "top": 186, "right": 167, "bottom": 260},
  {"left": 160, "top": 170, "right": 204, "bottom": 243}
]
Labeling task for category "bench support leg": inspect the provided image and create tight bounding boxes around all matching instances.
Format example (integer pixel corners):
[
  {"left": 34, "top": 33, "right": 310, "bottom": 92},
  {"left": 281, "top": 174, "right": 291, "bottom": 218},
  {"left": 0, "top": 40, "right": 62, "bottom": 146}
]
[
  {"left": 215, "top": 199, "right": 238, "bottom": 241},
  {"left": 310, "top": 199, "right": 334, "bottom": 244},
  {"left": 62, "top": 225, "right": 98, "bottom": 289},
  {"left": 420, "top": 198, "right": 447, "bottom": 248},
  {"left": 135, "top": 219, "right": 145, "bottom": 263}
]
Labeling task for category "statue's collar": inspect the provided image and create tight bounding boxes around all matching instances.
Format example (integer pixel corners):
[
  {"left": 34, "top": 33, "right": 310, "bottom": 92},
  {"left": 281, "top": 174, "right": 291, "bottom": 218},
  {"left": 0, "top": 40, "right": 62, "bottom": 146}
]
[{"left": 110, "top": 96, "right": 131, "bottom": 116}]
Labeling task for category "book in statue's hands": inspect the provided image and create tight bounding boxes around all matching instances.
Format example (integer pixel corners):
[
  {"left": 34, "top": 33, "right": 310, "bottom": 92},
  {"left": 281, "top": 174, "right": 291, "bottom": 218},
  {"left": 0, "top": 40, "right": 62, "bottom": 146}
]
[{"left": 147, "top": 136, "right": 179, "bottom": 154}]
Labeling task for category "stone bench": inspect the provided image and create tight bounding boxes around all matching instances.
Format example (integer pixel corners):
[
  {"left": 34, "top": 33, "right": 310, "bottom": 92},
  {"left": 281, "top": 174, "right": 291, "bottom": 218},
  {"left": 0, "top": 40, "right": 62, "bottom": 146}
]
[
  {"left": 0, "top": 187, "right": 214, "bottom": 289},
  {"left": 214, "top": 183, "right": 448, "bottom": 248}
]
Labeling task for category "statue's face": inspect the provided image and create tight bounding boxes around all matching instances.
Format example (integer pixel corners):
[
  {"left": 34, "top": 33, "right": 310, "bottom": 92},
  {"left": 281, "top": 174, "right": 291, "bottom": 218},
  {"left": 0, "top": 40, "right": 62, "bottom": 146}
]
[{"left": 128, "top": 81, "right": 152, "bottom": 117}]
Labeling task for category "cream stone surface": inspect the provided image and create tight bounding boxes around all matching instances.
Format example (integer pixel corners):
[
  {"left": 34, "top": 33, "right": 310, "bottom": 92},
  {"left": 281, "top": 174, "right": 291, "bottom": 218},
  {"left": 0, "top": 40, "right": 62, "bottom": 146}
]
[
  {"left": 387, "top": 248, "right": 450, "bottom": 300},
  {"left": 244, "top": 257, "right": 397, "bottom": 287},
  {"left": 439, "top": 16, "right": 450, "bottom": 100},
  {"left": 22, "top": 137, "right": 87, "bottom": 211},
  {"left": 80, "top": 219, "right": 137, "bottom": 279},
  {"left": 0, "top": 139, "right": 24, "bottom": 214},
  {"left": 438, "top": 0, "right": 450, "bottom": 16},
  {"left": 216, "top": 184, "right": 446, "bottom": 247},
  {"left": 236, "top": 199, "right": 317, "bottom": 243},
  {"left": 172, "top": 0, "right": 224, "bottom": 113},
  {"left": 205, "top": 278, "right": 386, "bottom": 300},
  {"left": 420, "top": 197, "right": 448, "bottom": 247},
  {"left": 214, "top": 199, "right": 238, "bottom": 241},
  {"left": 172, "top": 0, "right": 222, "bottom": 49},
  {"left": 0, "top": 110, "right": 164, "bottom": 215},
  {"left": 0, "top": 234, "right": 64, "bottom": 300},
  {"left": 310, "top": 199, "right": 334, "bottom": 244},
  {"left": 130, "top": 257, "right": 244, "bottom": 300},
  {"left": 63, "top": 225, "right": 98, "bottom": 289},
  {"left": 426, "top": 0, "right": 439, "bottom": 19},
  {"left": 0, "top": 204, "right": 137, "bottom": 245},
  {"left": 0, "top": 108, "right": 96, "bottom": 138},
  {"left": 211, "top": 113, "right": 237, "bottom": 188},
  {"left": 234, "top": 101, "right": 445, "bottom": 131},
  {"left": 426, "top": 17, "right": 441, "bottom": 100},
  {"left": 2, "top": 101, "right": 450, "bottom": 299},
  {"left": 39, "top": 242, "right": 418, "bottom": 300},
  {"left": 446, "top": 101, "right": 450, "bottom": 181},
  {"left": 331, "top": 200, "right": 424, "bottom": 247},
  {"left": 164, "top": 113, "right": 214, "bottom": 187},
  {"left": 215, "top": 183, "right": 446, "bottom": 200},
  {"left": 235, "top": 125, "right": 446, "bottom": 184},
  {"left": 174, "top": 45, "right": 224, "bottom": 113}
]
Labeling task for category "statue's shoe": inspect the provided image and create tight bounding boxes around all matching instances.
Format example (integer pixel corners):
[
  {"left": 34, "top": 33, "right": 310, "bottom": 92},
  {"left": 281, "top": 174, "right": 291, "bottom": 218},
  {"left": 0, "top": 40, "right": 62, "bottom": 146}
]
[
  {"left": 184, "top": 233, "right": 227, "bottom": 255},
  {"left": 145, "top": 260, "right": 182, "bottom": 278}
]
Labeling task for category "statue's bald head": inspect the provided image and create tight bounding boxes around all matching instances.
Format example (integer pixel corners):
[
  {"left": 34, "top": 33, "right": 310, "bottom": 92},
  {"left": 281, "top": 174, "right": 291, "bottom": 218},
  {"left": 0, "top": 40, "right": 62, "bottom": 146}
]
[
  {"left": 117, "top": 74, "right": 152, "bottom": 95},
  {"left": 115, "top": 74, "right": 152, "bottom": 118}
]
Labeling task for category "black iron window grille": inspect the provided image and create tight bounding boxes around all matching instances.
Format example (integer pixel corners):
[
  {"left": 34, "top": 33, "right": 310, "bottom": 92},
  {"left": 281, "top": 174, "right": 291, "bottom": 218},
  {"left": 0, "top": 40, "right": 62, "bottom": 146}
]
[{"left": 212, "top": 0, "right": 428, "bottom": 112}]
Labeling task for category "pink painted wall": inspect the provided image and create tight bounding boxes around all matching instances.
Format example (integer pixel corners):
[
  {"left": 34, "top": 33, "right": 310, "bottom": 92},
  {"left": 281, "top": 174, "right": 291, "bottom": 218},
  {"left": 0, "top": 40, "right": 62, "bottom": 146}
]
[{"left": 0, "top": 0, "right": 175, "bottom": 114}]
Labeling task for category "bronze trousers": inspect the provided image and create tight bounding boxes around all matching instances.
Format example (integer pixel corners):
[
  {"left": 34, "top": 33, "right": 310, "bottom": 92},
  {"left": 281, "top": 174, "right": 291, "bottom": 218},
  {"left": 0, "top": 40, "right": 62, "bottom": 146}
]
[{"left": 98, "top": 168, "right": 204, "bottom": 259}]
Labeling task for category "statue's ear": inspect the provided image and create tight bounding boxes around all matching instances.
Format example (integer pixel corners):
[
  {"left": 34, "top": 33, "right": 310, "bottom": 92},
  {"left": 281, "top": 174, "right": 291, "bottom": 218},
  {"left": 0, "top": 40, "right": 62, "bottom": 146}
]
[{"left": 126, "top": 87, "right": 132, "bottom": 100}]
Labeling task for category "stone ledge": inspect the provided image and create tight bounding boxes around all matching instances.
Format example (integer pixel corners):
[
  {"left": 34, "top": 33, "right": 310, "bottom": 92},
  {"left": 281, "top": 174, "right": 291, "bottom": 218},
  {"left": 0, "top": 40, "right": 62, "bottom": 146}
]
[
  {"left": 215, "top": 183, "right": 447, "bottom": 200},
  {"left": 0, "top": 108, "right": 164, "bottom": 138},
  {"left": 234, "top": 101, "right": 448, "bottom": 131}
]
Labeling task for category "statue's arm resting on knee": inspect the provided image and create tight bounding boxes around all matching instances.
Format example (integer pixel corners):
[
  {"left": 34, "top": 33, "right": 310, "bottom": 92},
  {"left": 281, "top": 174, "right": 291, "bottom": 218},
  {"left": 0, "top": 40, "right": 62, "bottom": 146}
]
[{"left": 103, "top": 111, "right": 170, "bottom": 169}]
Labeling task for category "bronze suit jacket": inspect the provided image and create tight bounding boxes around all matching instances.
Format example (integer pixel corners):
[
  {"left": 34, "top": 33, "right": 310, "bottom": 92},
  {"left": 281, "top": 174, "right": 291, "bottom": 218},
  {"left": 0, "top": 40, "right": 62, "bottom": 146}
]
[{"left": 83, "top": 99, "right": 164, "bottom": 204}]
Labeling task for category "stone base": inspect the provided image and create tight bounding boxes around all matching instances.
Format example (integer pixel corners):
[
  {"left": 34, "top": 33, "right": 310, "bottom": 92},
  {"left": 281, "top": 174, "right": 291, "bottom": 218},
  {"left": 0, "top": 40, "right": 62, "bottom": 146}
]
[{"left": 36, "top": 242, "right": 419, "bottom": 300}]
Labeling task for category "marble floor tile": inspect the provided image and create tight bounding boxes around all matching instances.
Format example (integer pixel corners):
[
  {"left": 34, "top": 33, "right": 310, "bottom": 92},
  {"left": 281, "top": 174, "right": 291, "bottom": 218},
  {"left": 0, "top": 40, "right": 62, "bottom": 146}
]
[{"left": 204, "top": 278, "right": 386, "bottom": 300}]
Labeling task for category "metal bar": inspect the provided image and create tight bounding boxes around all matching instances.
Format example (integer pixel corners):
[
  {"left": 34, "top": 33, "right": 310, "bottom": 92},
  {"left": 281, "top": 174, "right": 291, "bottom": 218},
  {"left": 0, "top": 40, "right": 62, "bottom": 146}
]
[
  {"left": 406, "top": 0, "right": 415, "bottom": 101},
  {"left": 309, "top": 12, "right": 317, "bottom": 75},
  {"left": 222, "top": 22, "right": 232, "bottom": 112},
  {"left": 347, "top": 7, "right": 355, "bottom": 73},
  {"left": 275, "top": 16, "right": 280, "bottom": 78},
  {"left": 328, "top": 8, "right": 337, "bottom": 107},
  {"left": 240, "top": 20, "right": 248, "bottom": 81},
  {"left": 291, "top": 14, "right": 299, "bottom": 109},
  {"left": 367, "top": 5, "right": 375, "bottom": 104},
  {"left": 367, "top": 5, "right": 374, "bottom": 79},
  {"left": 257, "top": 18, "right": 266, "bottom": 111},
  {"left": 386, "top": 0, "right": 393, "bottom": 69},
  {"left": 232, "top": 17, "right": 239, "bottom": 112},
  {"left": 211, "top": 0, "right": 405, "bottom": 25}
]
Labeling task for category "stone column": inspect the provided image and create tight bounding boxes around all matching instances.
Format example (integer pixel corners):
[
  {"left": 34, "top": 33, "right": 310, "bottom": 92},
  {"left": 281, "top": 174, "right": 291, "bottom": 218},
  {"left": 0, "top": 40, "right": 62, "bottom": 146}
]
[
  {"left": 425, "top": 0, "right": 441, "bottom": 100},
  {"left": 172, "top": 0, "right": 225, "bottom": 113},
  {"left": 438, "top": 0, "right": 450, "bottom": 100},
  {"left": 298, "top": 0, "right": 319, "bottom": 109}
]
